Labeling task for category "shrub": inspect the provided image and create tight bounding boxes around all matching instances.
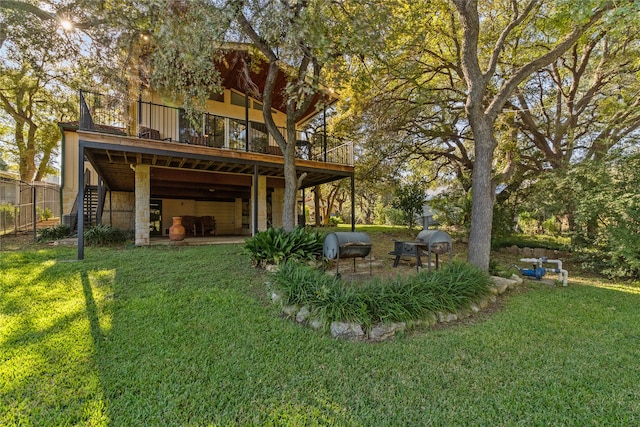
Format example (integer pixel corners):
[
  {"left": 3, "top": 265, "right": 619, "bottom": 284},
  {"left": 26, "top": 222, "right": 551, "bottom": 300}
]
[
  {"left": 491, "top": 233, "right": 570, "bottom": 251},
  {"left": 37, "top": 207, "right": 53, "bottom": 221},
  {"left": 84, "top": 224, "right": 132, "bottom": 246},
  {"left": 328, "top": 216, "right": 343, "bottom": 226},
  {"left": 37, "top": 224, "right": 71, "bottom": 242},
  {"left": 271, "top": 262, "right": 493, "bottom": 326},
  {"left": 0, "top": 204, "right": 15, "bottom": 227},
  {"left": 244, "top": 227, "right": 323, "bottom": 267}
]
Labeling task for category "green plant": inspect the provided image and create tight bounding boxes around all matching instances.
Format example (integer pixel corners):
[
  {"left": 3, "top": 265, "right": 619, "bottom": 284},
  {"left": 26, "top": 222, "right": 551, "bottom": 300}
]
[
  {"left": 328, "top": 215, "right": 343, "bottom": 226},
  {"left": 271, "top": 261, "right": 493, "bottom": 325},
  {"left": 37, "top": 224, "right": 70, "bottom": 241},
  {"left": 84, "top": 224, "right": 132, "bottom": 246},
  {"left": 0, "top": 204, "right": 16, "bottom": 227},
  {"left": 36, "top": 206, "right": 53, "bottom": 221},
  {"left": 391, "top": 181, "right": 425, "bottom": 229},
  {"left": 491, "top": 233, "right": 570, "bottom": 251},
  {"left": 243, "top": 226, "right": 323, "bottom": 266}
]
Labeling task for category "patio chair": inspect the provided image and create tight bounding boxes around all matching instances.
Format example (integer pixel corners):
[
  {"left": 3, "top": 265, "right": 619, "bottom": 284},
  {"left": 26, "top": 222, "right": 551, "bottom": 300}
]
[
  {"left": 180, "top": 215, "right": 199, "bottom": 237},
  {"left": 189, "top": 136, "right": 208, "bottom": 146},
  {"left": 139, "top": 126, "right": 172, "bottom": 142},
  {"left": 200, "top": 216, "right": 217, "bottom": 236}
]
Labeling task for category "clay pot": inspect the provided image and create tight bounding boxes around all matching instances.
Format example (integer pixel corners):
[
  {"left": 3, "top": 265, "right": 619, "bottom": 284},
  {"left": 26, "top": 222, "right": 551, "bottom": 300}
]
[{"left": 169, "top": 216, "right": 186, "bottom": 241}]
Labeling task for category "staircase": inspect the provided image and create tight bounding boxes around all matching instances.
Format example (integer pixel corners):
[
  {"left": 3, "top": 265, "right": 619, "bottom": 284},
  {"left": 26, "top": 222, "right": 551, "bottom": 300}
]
[
  {"left": 83, "top": 185, "right": 99, "bottom": 227},
  {"left": 66, "top": 170, "right": 106, "bottom": 233}
]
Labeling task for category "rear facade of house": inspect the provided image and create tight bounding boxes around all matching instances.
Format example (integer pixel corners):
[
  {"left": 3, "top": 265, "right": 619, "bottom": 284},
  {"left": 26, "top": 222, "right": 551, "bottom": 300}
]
[{"left": 59, "top": 47, "right": 354, "bottom": 248}]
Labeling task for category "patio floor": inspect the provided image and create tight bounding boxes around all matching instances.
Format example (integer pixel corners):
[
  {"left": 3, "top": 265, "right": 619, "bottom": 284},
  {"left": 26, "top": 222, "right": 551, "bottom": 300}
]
[{"left": 149, "top": 236, "right": 246, "bottom": 246}]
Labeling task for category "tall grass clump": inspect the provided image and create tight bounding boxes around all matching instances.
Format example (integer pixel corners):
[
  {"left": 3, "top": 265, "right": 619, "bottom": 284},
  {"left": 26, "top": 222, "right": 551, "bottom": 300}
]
[
  {"left": 271, "top": 262, "right": 493, "bottom": 325},
  {"left": 37, "top": 224, "right": 71, "bottom": 242},
  {"left": 84, "top": 224, "right": 132, "bottom": 246},
  {"left": 244, "top": 227, "right": 323, "bottom": 266}
]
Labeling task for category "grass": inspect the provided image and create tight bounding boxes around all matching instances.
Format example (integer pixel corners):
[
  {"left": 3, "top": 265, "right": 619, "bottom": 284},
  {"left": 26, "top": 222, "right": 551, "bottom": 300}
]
[{"left": 2, "top": 241, "right": 640, "bottom": 425}]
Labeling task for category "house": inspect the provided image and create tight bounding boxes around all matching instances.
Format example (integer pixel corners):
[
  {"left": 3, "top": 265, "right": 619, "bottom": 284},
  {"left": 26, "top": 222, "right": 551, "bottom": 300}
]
[{"left": 59, "top": 45, "right": 355, "bottom": 258}]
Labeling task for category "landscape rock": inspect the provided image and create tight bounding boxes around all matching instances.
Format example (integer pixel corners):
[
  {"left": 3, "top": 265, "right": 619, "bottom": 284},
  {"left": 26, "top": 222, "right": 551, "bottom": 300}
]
[
  {"left": 296, "top": 306, "right": 311, "bottom": 323},
  {"left": 368, "top": 322, "right": 406, "bottom": 341},
  {"left": 282, "top": 305, "right": 298, "bottom": 317},
  {"left": 437, "top": 312, "right": 458, "bottom": 323},
  {"left": 309, "top": 318, "right": 324, "bottom": 330},
  {"left": 510, "top": 274, "right": 523, "bottom": 284},
  {"left": 270, "top": 291, "right": 282, "bottom": 304},
  {"left": 491, "top": 276, "right": 515, "bottom": 294},
  {"left": 533, "top": 247, "right": 547, "bottom": 258},
  {"left": 507, "top": 245, "right": 520, "bottom": 255},
  {"left": 330, "top": 322, "right": 365, "bottom": 340},
  {"left": 522, "top": 247, "right": 535, "bottom": 257},
  {"left": 265, "top": 264, "right": 280, "bottom": 273}
]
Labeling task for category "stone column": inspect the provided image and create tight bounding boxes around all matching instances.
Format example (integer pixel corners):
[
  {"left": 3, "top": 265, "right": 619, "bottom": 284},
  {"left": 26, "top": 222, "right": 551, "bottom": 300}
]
[
  {"left": 271, "top": 187, "right": 284, "bottom": 228},
  {"left": 235, "top": 198, "right": 244, "bottom": 235},
  {"left": 257, "top": 176, "right": 267, "bottom": 231},
  {"left": 134, "top": 164, "right": 150, "bottom": 246}
]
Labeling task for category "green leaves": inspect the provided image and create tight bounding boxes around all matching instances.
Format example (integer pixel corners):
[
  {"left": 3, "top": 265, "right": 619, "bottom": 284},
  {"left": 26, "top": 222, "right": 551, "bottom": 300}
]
[
  {"left": 83, "top": 224, "right": 132, "bottom": 246},
  {"left": 272, "top": 261, "right": 493, "bottom": 325},
  {"left": 243, "top": 227, "right": 323, "bottom": 267}
]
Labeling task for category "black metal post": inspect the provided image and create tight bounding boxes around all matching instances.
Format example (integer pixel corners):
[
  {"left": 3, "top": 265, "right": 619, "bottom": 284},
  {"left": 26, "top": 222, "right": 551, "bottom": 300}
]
[
  {"left": 323, "top": 107, "right": 327, "bottom": 162},
  {"left": 137, "top": 93, "right": 142, "bottom": 135},
  {"left": 245, "top": 92, "right": 250, "bottom": 152},
  {"left": 350, "top": 174, "right": 355, "bottom": 232},
  {"left": 78, "top": 143, "right": 85, "bottom": 260},
  {"left": 96, "top": 176, "right": 103, "bottom": 225},
  {"left": 32, "top": 185, "right": 37, "bottom": 242}
]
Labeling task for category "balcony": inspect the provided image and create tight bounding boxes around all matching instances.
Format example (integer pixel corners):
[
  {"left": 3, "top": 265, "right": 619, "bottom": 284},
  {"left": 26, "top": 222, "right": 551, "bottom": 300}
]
[{"left": 79, "top": 90, "right": 353, "bottom": 166}]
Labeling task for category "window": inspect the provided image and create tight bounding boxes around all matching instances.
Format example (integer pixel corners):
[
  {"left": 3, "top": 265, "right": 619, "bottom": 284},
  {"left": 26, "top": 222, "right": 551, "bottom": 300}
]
[
  {"left": 253, "top": 100, "right": 263, "bottom": 111},
  {"left": 205, "top": 114, "right": 226, "bottom": 148},
  {"left": 209, "top": 90, "right": 224, "bottom": 103},
  {"left": 230, "top": 91, "right": 246, "bottom": 107},
  {"left": 178, "top": 109, "right": 203, "bottom": 143},
  {"left": 228, "top": 118, "right": 247, "bottom": 150}
]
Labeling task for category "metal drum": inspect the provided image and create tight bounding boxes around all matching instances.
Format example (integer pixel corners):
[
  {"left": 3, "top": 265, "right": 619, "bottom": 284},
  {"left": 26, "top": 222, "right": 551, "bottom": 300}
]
[
  {"left": 323, "top": 232, "right": 372, "bottom": 275},
  {"left": 415, "top": 229, "right": 453, "bottom": 270},
  {"left": 416, "top": 230, "right": 452, "bottom": 254},
  {"left": 323, "top": 232, "right": 372, "bottom": 260}
]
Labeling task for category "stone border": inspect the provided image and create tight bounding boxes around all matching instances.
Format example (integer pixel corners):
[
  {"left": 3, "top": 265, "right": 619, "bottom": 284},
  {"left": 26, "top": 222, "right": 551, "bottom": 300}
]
[{"left": 268, "top": 274, "right": 524, "bottom": 342}]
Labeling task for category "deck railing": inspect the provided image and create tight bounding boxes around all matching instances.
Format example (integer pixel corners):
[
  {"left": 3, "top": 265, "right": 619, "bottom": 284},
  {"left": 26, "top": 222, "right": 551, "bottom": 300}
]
[{"left": 78, "top": 90, "right": 353, "bottom": 166}]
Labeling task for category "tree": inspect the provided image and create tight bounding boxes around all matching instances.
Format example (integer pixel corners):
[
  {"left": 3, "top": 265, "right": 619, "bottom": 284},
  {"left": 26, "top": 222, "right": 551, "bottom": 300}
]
[
  {"left": 452, "top": 0, "right": 625, "bottom": 269},
  {"left": 229, "top": 1, "right": 330, "bottom": 231},
  {"left": 0, "top": 0, "right": 114, "bottom": 181},
  {"left": 392, "top": 181, "right": 425, "bottom": 229}
]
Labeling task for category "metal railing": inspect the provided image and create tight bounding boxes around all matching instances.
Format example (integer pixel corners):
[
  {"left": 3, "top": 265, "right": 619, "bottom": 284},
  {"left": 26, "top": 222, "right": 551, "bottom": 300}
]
[{"left": 78, "top": 90, "right": 354, "bottom": 166}]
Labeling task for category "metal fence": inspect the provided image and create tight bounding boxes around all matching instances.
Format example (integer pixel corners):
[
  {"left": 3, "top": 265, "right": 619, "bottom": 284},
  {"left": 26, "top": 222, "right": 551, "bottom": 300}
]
[{"left": 0, "top": 176, "right": 60, "bottom": 236}]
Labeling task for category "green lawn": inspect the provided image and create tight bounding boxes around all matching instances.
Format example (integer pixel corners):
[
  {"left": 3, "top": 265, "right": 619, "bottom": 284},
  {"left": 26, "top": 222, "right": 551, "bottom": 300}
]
[{"left": 2, "top": 243, "right": 640, "bottom": 426}]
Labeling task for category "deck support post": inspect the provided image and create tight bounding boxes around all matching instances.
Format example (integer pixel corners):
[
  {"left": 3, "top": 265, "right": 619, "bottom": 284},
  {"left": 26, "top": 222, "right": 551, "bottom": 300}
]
[
  {"left": 134, "top": 164, "right": 150, "bottom": 246},
  {"left": 77, "top": 143, "right": 85, "bottom": 260},
  {"left": 252, "top": 164, "right": 259, "bottom": 235}
]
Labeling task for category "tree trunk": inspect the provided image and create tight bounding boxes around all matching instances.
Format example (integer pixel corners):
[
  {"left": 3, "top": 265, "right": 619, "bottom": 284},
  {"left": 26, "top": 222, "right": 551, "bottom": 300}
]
[
  {"left": 282, "top": 125, "right": 299, "bottom": 231},
  {"left": 467, "top": 117, "right": 497, "bottom": 270},
  {"left": 313, "top": 185, "right": 322, "bottom": 226}
]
